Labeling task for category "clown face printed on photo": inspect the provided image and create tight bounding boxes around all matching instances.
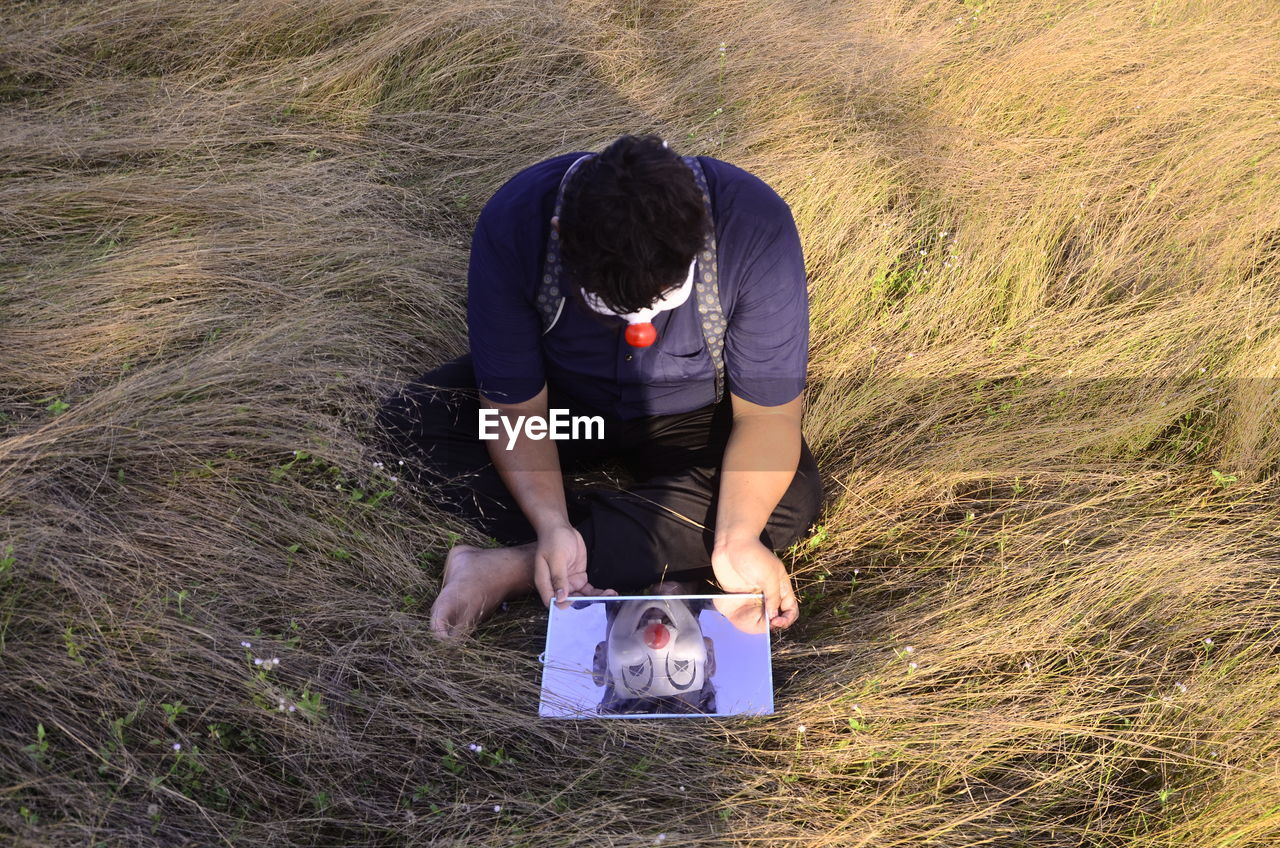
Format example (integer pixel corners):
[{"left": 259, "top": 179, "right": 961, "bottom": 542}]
[{"left": 591, "top": 598, "right": 717, "bottom": 714}]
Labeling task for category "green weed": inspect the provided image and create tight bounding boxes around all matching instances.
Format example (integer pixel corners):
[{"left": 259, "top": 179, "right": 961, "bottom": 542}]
[
  {"left": 23, "top": 722, "right": 49, "bottom": 765},
  {"left": 161, "top": 701, "right": 188, "bottom": 725},
  {"left": 38, "top": 396, "right": 69, "bottom": 415},
  {"left": 63, "top": 626, "right": 86, "bottom": 664}
]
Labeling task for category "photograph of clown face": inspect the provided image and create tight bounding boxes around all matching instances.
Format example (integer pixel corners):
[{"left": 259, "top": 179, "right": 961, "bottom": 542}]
[
  {"left": 594, "top": 597, "right": 717, "bottom": 714},
  {"left": 538, "top": 594, "right": 773, "bottom": 719}
]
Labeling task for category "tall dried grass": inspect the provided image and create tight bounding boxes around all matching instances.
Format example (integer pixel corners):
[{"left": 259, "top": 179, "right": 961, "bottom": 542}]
[{"left": 2, "top": 0, "right": 1279, "bottom": 845}]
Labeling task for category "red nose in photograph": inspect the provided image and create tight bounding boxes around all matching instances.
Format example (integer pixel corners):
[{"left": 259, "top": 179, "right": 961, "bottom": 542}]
[{"left": 643, "top": 620, "right": 670, "bottom": 649}]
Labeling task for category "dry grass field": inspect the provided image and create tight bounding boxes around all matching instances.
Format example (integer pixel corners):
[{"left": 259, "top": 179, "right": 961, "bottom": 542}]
[{"left": 3, "top": 0, "right": 1280, "bottom": 845}]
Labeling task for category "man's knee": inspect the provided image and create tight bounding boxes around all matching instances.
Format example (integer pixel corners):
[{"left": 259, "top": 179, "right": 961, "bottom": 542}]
[
  {"left": 375, "top": 391, "right": 407, "bottom": 430},
  {"left": 792, "top": 465, "right": 825, "bottom": 533},
  {"left": 374, "top": 356, "right": 477, "bottom": 451},
  {"left": 765, "top": 451, "right": 824, "bottom": 550},
  {"left": 796, "top": 464, "right": 823, "bottom": 523},
  {"left": 374, "top": 389, "right": 424, "bottom": 454}
]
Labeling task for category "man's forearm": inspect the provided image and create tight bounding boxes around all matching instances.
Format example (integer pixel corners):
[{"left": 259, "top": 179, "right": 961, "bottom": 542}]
[
  {"left": 481, "top": 387, "right": 571, "bottom": 534},
  {"left": 713, "top": 396, "right": 803, "bottom": 550}
]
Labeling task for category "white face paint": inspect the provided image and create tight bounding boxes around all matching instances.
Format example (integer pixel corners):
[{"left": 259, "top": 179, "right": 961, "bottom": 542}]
[
  {"left": 605, "top": 599, "right": 708, "bottom": 699},
  {"left": 581, "top": 257, "right": 697, "bottom": 325}
]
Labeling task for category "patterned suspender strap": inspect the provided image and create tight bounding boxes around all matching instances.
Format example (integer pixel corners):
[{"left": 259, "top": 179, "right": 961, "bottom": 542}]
[
  {"left": 682, "top": 155, "right": 727, "bottom": 403},
  {"left": 537, "top": 153, "right": 726, "bottom": 403},
  {"left": 535, "top": 154, "right": 592, "bottom": 335}
]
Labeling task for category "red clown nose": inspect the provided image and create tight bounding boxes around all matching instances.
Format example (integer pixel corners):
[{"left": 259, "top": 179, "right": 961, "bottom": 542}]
[
  {"left": 643, "top": 621, "right": 670, "bottom": 650},
  {"left": 625, "top": 322, "right": 657, "bottom": 347}
]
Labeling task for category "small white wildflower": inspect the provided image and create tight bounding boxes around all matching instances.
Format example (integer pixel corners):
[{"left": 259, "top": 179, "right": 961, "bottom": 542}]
[
  {"left": 1199, "top": 367, "right": 1206, "bottom": 374},
  {"left": 288, "top": 705, "right": 296, "bottom": 712},
  {"left": 919, "top": 249, "right": 927, "bottom": 255},
  {"left": 940, "top": 231, "right": 949, "bottom": 237},
  {"left": 904, "top": 646, "right": 914, "bottom": 654},
  {"left": 1023, "top": 660, "right": 1033, "bottom": 671},
  {"left": 468, "top": 743, "right": 483, "bottom": 753},
  {"left": 656, "top": 835, "right": 667, "bottom": 843},
  {"left": 1204, "top": 638, "right": 1213, "bottom": 646},
  {"left": 172, "top": 742, "right": 181, "bottom": 751},
  {"left": 493, "top": 805, "right": 502, "bottom": 813},
  {"left": 271, "top": 657, "right": 280, "bottom": 666},
  {"left": 908, "top": 662, "right": 918, "bottom": 670},
  {"left": 254, "top": 657, "right": 264, "bottom": 666},
  {"left": 277, "top": 698, "right": 287, "bottom": 712},
  {"left": 292, "top": 450, "right": 298, "bottom": 455},
  {"left": 797, "top": 724, "right": 806, "bottom": 733},
  {"left": 853, "top": 569, "right": 860, "bottom": 575},
  {"left": 147, "top": 803, "right": 159, "bottom": 816},
  {"left": 240, "top": 640, "right": 252, "bottom": 648},
  {"left": 1210, "top": 749, "right": 1218, "bottom": 757},
  {"left": 398, "top": 459, "right": 404, "bottom": 465},
  {"left": 390, "top": 476, "right": 398, "bottom": 483},
  {"left": 679, "top": 785, "right": 685, "bottom": 792}
]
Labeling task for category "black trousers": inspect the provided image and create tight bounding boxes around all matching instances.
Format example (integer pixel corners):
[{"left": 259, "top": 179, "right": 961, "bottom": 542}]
[{"left": 373, "top": 355, "right": 824, "bottom": 592}]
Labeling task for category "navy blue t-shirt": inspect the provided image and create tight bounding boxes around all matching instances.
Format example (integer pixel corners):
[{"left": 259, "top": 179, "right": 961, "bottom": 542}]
[{"left": 466, "top": 151, "right": 808, "bottom": 420}]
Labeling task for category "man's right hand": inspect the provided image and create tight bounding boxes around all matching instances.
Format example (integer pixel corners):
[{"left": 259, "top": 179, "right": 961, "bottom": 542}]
[
  {"left": 533, "top": 522, "right": 616, "bottom": 608},
  {"left": 479, "top": 387, "right": 617, "bottom": 608}
]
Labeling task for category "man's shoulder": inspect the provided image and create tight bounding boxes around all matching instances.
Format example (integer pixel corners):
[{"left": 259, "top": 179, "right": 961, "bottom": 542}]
[
  {"left": 479, "top": 151, "right": 589, "bottom": 224},
  {"left": 696, "top": 156, "right": 793, "bottom": 225}
]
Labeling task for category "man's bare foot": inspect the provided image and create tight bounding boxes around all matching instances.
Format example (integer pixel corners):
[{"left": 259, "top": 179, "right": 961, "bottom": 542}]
[{"left": 429, "top": 544, "right": 534, "bottom": 641}]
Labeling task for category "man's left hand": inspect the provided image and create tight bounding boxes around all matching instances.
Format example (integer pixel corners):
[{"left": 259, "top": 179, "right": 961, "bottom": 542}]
[{"left": 710, "top": 537, "right": 799, "bottom": 630}]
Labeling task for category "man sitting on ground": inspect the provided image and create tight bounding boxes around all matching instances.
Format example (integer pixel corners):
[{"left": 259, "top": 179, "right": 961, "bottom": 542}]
[{"left": 376, "top": 133, "right": 822, "bottom": 640}]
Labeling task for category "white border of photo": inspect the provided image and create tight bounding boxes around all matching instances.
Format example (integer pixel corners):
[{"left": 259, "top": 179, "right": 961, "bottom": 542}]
[{"left": 538, "top": 594, "right": 774, "bottom": 719}]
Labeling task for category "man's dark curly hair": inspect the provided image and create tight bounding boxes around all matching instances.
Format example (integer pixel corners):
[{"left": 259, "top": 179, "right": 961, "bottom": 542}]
[{"left": 558, "top": 134, "right": 709, "bottom": 316}]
